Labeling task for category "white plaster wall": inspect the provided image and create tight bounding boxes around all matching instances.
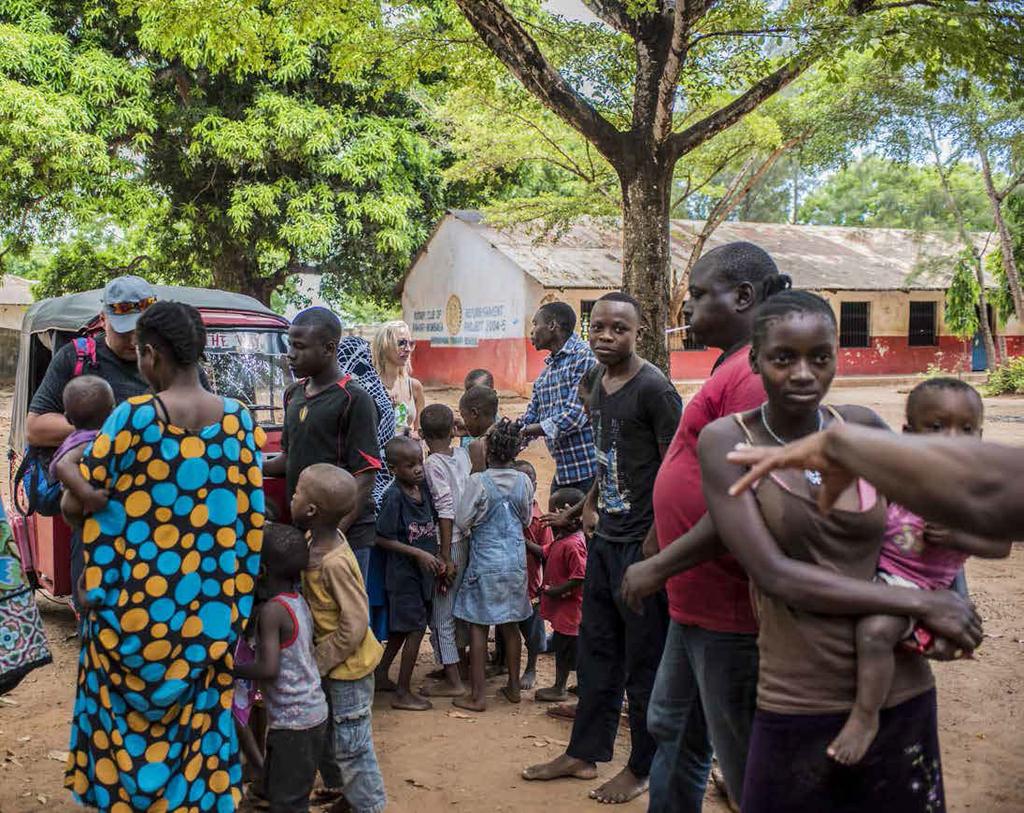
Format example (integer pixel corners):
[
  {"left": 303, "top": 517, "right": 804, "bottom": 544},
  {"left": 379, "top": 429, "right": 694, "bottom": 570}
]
[
  {"left": 0, "top": 304, "right": 27, "bottom": 332},
  {"left": 402, "top": 217, "right": 530, "bottom": 344}
]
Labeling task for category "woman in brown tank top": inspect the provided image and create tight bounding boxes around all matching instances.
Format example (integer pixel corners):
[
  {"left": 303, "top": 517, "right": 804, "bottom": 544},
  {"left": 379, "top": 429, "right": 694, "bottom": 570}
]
[{"left": 698, "top": 291, "right": 982, "bottom": 813}]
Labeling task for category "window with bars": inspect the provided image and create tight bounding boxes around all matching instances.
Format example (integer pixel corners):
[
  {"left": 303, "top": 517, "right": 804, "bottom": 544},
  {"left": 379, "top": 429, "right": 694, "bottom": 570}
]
[
  {"left": 908, "top": 301, "right": 938, "bottom": 346},
  {"left": 579, "top": 300, "right": 595, "bottom": 341},
  {"left": 839, "top": 301, "right": 871, "bottom": 348}
]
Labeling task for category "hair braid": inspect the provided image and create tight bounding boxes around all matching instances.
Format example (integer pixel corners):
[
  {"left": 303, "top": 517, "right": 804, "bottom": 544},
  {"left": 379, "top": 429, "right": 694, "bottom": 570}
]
[{"left": 136, "top": 301, "right": 207, "bottom": 367}]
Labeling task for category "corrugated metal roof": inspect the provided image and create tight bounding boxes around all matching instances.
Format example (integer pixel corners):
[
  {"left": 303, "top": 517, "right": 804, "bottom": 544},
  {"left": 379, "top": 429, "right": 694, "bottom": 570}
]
[{"left": 449, "top": 210, "right": 992, "bottom": 291}]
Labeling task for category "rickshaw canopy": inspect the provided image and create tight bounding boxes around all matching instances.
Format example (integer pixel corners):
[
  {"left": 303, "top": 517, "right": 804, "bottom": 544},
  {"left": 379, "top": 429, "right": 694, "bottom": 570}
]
[
  {"left": 11, "top": 286, "right": 289, "bottom": 453},
  {"left": 20, "top": 285, "right": 277, "bottom": 334}
]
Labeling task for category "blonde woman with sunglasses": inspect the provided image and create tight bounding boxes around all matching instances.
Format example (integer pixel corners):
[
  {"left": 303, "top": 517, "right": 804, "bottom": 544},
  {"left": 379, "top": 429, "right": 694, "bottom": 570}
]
[{"left": 372, "top": 320, "right": 425, "bottom": 438}]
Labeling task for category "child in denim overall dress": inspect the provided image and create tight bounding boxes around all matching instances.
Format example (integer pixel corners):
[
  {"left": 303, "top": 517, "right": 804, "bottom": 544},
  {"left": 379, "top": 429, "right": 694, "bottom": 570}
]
[{"left": 452, "top": 418, "right": 534, "bottom": 712}]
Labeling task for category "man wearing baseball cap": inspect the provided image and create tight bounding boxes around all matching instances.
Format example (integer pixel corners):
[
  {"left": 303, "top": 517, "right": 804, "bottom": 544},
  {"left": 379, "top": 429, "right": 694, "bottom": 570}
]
[
  {"left": 25, "top": 276, "right": 158, "bottom": 608},
  {"left": 26, "top": 275, "right": 158, "bottom": 448}
]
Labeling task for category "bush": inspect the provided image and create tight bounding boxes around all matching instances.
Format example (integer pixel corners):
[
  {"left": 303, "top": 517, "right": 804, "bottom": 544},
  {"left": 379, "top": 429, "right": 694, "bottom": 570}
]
[{"left": 984, "top": 357, "right": 1024, "bottom": 396}]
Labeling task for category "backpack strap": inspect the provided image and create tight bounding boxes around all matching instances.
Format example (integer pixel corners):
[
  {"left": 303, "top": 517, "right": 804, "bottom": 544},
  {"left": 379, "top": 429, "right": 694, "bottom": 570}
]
[{"left": 72, "top": 337, "right": 97, "bottom": 378}]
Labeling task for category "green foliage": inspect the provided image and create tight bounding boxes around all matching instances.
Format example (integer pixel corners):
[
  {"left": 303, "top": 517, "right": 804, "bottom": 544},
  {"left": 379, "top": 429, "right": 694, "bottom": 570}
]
[
  {"left": 0, "top": 0, "right": 476, "bottom": 304},
  {"left": 984, "top": 357, "right": 1024, "bottom": 396},
  {"left": 800, "top": 156, "right": 994, "bottom": 231},
  {"left": 987, "top": 193, "right": 1024, "bottom": 323},
  {"left": 0, "top": 0, "right": 154, "bottom": 258},
  {"left": 944, "top": 251, "right": 981, "bottom": 338}
]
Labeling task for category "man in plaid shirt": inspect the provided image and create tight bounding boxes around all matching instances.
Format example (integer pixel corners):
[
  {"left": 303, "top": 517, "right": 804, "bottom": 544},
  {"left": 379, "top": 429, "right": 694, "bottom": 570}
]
[{"left": 521, "top": 301, "right": 598, "bottom": 492}]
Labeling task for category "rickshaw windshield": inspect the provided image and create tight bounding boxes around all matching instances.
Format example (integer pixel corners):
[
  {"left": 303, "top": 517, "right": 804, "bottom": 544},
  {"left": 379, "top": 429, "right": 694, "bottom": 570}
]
[{"left": 200, "top": 328, "right": 292, "bottom": 427}]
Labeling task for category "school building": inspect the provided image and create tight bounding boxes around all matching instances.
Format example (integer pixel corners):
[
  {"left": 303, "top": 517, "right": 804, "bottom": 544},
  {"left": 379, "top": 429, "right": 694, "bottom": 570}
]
[
  {"left": 0, "top": 275, "right": 35, "bottom": 380},
  {"left": 400, "top": 210, "right": 1022, "bottom": 393}
]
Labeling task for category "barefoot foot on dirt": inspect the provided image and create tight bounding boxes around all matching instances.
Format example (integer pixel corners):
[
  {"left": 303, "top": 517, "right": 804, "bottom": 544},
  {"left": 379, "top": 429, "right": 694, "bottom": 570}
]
[
  {"left": 546, "top": 702, "right": 577, "bottom": 721},
  {"left": 535, "top": 687, "right": 569, "bottom": 702},
  {"left": 588, "top": 767, "right": 648, "bottom": 804},
  {"left": 391, "top": 689, "right": 432, "bottom": 711},
  {"left": 827, "top": 708, "right": 879, "bottom": 765},
  {"left": 485, "top": 664, "right": 508, "bottom": 678},
  {"left": 522, "top": 754, "right": 598, "bottom": 781},
  {"left": 420, "top": 680, "right": 466, "bottom": 698},
  {"left": 452, "top": 695, "right": 487, "bottom": 713},
  {"left": 499, "top": 684, "right": 521, "bottom": 704},
  {"left": 521, "top": 669, "right": 537, "bottom": 690}
]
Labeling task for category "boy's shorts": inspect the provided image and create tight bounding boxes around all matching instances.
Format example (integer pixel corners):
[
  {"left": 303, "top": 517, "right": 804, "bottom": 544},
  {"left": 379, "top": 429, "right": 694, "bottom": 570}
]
[{"left": 389, "top": 587, "right": 432, "bottom": 633}]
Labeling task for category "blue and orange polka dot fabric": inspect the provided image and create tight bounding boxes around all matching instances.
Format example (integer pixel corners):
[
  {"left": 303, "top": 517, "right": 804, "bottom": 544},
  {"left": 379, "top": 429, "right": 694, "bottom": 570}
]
[{"left": 64, "top": 395, "right": 266, "bottom": 813}]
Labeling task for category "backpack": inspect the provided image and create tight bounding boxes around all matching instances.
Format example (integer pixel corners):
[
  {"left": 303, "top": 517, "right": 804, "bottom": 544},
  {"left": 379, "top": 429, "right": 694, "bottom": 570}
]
[{"left": 13, "top": 337, "right": 97, "bottom": 517}]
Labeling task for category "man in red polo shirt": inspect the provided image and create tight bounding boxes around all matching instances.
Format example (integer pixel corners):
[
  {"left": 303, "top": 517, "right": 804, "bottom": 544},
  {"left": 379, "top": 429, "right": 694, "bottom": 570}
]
[{"left": 622, "top": 243, "right": 790, "bottom": 813}]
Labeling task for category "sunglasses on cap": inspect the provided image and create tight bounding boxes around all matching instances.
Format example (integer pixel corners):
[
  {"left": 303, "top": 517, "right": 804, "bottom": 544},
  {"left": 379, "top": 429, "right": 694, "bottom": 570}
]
[{"left": 107, "top": 296, "right": 157, "bottom": 315}]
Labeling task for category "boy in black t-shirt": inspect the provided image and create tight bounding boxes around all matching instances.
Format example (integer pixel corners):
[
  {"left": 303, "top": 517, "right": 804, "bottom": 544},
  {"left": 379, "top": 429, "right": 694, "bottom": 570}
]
[
  {"left": 524, "top": 292, "right": 681, "bottom": 805},
  {"left": 374, "top": 436, "right": 445, "bottom": 711},
  {"left": 264, "top": 308, "right": 382, "bottom": 577}
]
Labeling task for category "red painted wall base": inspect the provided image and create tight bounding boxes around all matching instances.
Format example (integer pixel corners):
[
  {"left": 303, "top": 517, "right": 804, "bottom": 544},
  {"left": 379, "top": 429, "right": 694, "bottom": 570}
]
[
  {"left": 413, "top": 338, "right": 530, "bottom": 393},
  {"left": 414, "top": 335, "right": 1022, "bottom": 391}
]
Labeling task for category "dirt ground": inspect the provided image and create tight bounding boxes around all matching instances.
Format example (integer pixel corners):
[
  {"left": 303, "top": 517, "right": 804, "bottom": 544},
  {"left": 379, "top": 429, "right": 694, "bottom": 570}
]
[{"left": 2, "top": 383, "right": 1023, "bottom": 813}]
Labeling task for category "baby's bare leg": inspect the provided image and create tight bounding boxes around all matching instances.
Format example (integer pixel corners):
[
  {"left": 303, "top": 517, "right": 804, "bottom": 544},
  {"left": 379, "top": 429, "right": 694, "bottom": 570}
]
[{"left": 828, "top": 613, "right": 908, "bottom": 765}]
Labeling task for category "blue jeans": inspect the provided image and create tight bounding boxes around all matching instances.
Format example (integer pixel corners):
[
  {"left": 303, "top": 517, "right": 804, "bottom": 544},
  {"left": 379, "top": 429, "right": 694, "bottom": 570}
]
[
  {"left": 647, "top": 622, "right": 759, "bottom": 813},
  {"left": 319, "top": 674, "right": 386, "bottom": 813},
  {"left": 352, "top": 546, "right": 371, "bottom": 585}
]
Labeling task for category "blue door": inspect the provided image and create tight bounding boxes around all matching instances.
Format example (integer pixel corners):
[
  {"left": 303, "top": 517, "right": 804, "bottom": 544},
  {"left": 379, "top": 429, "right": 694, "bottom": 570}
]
[{"left": 971, "top": 330, "right": 987, "bottom": 371}]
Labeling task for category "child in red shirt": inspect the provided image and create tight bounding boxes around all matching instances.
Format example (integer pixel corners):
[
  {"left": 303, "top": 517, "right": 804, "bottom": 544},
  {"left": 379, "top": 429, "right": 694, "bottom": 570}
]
[{"left": 536, "top": 486, "right": 588, "bottom": 702}]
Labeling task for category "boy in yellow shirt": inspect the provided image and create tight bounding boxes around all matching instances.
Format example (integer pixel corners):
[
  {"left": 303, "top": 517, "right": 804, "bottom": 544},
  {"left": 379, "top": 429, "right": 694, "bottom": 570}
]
[{"left": 293, "top": 463, "right": 386, "bottom": 813}]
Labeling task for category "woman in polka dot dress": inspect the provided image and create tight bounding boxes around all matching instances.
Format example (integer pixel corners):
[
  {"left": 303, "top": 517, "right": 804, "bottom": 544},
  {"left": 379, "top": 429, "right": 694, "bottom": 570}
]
[{"left": 64, "top": 301, "right": 266, "bottom": 813}]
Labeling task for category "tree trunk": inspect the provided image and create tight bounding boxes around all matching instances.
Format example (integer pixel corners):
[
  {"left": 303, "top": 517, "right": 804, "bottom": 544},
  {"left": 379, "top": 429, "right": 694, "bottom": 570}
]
[
  {"left": 973, "top": 259, "right": 1000, "bottom": 370},
  {"left": 978, "top": 144, "right": 1024, "bottom": 321},
  {"left": 668, "top": 233, "right": 707, "bottom": 330},
  {"left": 790, "top": 158, "right": 800, "bottom": 224},
  {"left": 926, "top": 120, "right": 999, "bottom": 369},
  {"left": 620, "top": 159, "right": 673, "bottom": 373},
  {"left": 211, "top": 246, "right": 283, "bottom": 305}
]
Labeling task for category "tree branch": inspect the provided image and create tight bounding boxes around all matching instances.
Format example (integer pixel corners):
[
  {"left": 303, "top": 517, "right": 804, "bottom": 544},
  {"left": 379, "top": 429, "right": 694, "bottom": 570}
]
[
  {"left": 652, "top": 3, "right": 690, "bottom": 143},
  {"left": 999, "top": 168, "right": 1024, "bottom": 201},
  {"left": 581, "top": 1, "right": 636, "bottom": 34},
  {"left": 454, "top": 0, "right": 625, "bottom": 166},
  {"left": 667, "top": 55, "right": 811, "bottom": 160}
]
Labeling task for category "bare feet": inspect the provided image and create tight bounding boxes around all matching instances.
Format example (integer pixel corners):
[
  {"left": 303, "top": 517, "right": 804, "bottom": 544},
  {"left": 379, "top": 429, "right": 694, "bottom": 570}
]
[
  {"left": 391, "top": 688, "right": 432, "bottom": 711},
  {"left": 421, "top": 680, "right": 466, "bottom": 698},
  {"left": 452, "top": 695, "right": 487, "bottom": 713},
  {"left": 499, "top": 684, "right": 521, "bottom": 704},
  {"left": 827, "top": 707, "right": 880, "bottom": 765},
  {"left": 485, "top": 663, "right": 508, "bottom": 678},
  {"left": 521, "top": 669, "right": 537, "bottom": 690},
  {"left": 546, "top": 702, "right": 577, "bottom": 721},
  {"left": 535, "top": 686, "right": 569, "bottom": 702},
  {"left": 588, "top": 767, "right": 649, "bottom": 804},
  {"left": 425, "top": 666, "right": 446, "bottom": 680},
  {"left": 522, "top": 753, "right": 598, "bottom": 781}
]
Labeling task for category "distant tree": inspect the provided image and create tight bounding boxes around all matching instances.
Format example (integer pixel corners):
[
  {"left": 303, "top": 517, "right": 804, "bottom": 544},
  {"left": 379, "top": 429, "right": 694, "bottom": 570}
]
[
  {"left": 799, "top": 155, "right": 994, "bottom": 232},
  {"left": 1, "top": 0, "right": 456, "bottom": 304},
  {"left": 446, "top": 0, "right": 1024, "bottom": 368}
]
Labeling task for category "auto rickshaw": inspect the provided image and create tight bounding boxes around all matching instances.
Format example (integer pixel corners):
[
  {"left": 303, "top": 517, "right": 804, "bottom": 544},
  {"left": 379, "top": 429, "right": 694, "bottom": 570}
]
[{"left": 7, "top": 285, "right": 292, "bottom": 598}]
